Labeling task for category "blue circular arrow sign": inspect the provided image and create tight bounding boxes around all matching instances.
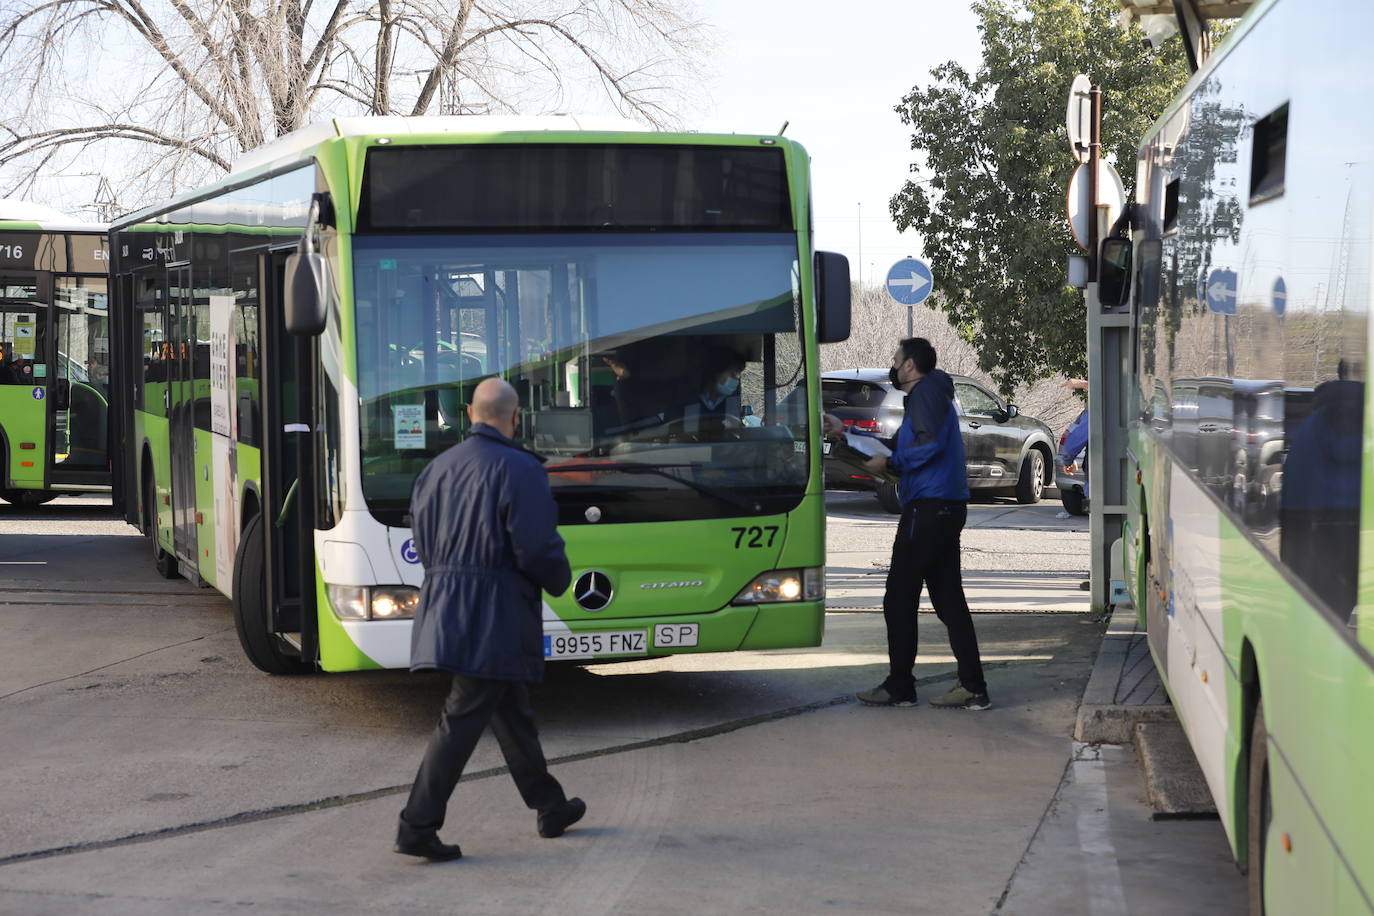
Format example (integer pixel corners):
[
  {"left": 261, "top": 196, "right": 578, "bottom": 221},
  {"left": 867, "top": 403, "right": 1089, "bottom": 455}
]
[
  {"left": 1205, "top": 268, "right": 1238, "bottom": 315},
  {"left": 885, "top": 258, "right": 933, "bottom": 306}
]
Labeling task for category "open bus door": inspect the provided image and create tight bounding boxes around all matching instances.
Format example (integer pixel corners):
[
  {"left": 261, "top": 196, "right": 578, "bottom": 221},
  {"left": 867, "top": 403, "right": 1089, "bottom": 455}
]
[
  {"left": 165, "top": 264, "right": 201, "bottom": 578},
  {"left": 236, "top": 247, "right": 317, "bottom": 672},
  {"left": 46, "top": 275, "right": 111, "bottom": 491},
  {"left": 0, "top": 270, "right": 53, "bottom": 505}
]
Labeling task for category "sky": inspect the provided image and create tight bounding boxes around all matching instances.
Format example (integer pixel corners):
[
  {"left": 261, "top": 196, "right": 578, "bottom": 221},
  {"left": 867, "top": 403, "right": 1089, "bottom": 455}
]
[
  {"left": 5, "top": 0, "right": 987, "bottom": 276},
  {"left": 688, "top": 0, "right": 985, "bottom": 290}
]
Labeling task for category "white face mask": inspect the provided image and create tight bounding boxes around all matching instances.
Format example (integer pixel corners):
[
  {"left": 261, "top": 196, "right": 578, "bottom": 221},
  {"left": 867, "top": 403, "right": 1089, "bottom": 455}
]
[{"left": 718, "top": 376, "right": 740, "bottom": 397}]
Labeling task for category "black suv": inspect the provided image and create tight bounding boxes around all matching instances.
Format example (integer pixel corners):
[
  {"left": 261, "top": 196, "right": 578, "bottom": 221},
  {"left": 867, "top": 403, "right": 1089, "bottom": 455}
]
[{"left": 821, "top": 369, "right": 1057, "bottom": 512}]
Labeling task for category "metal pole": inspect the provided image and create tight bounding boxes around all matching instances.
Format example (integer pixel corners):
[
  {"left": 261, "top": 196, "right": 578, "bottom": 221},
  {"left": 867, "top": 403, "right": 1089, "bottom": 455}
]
[
  {"left": 1086, "top": 83, "right": 1127, "bottom": 616},
  {"left": 856, "top": 202, "right": 862, "bottom": 290}
]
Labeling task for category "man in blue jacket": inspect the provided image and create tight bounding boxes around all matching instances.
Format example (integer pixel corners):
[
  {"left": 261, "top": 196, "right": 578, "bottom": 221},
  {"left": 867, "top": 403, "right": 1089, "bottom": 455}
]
[
  {"left": 395, "top": 378, "right": 584, "bottom": 862},
  {"left": 855, "top": 338, "right": 990, "bottom": 710}
]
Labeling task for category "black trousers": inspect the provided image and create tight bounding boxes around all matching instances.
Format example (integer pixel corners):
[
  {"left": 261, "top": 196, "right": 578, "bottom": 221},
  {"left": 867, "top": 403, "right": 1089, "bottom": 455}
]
[
  {"left": 882, "top": 500, "right": 987, "bottom": 696},
  {"left": 398, "top": 674, "right": 566, "bottom": 843}
]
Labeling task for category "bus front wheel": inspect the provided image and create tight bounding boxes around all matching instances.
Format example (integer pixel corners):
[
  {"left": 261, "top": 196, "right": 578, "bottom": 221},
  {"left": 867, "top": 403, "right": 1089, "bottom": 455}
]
[
  {"left": 144, "top": 466, "right": 179, "bottom": 579},
  {"left": 1247, "top": 702, "right": 1271, "bottom": 916},
  {"left": 232, "top": 514, "right": 309, "bottom": 675}
]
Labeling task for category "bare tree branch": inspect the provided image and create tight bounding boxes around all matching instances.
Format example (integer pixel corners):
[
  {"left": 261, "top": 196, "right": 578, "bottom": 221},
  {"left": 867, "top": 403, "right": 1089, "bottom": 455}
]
[
  {"left": 1, "top": 0, "right": 709, "bottom": 212},
  {"left": 1, "top": 124, "right": 231, "bottom": 170}
]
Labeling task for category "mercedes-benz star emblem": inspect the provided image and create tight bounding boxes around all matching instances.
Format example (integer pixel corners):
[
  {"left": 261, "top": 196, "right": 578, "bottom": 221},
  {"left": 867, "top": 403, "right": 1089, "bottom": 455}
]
[{"left": 574, "top": 570, "right": 614, "bottom": 612}]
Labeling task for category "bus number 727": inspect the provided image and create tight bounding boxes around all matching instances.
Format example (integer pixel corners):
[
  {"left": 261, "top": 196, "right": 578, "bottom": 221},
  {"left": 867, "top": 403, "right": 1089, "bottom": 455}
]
[{"left": 731, "top": 526, "right": 779, "bottom": 549}]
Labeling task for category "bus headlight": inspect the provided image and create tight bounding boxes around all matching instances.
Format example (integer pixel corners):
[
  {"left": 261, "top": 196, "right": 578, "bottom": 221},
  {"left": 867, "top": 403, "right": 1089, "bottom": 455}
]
[
  {"left": 371, "top": 586, "right": 420, "bottom": 619},
  {"left": 731, "top": 567, "right": 825, "bottom": 605},
  {"left": 327, "top": 585, "right": 420, "bottom": 620},
  {"left": 328, "top": 585, "right": 368, "bottom": 620}
]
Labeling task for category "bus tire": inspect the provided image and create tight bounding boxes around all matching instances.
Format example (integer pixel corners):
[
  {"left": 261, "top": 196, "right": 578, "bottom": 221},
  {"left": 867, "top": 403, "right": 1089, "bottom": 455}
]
[
  {"left": 876, "top": 482, "right": 903, "bottom": 514},
  {"left": 1015, "top": 448, "right": 1046, "bottom": 504},
  {"left": 232, "top": 513, "right": 308, "bottom": 675},
  {"left": 145, "top": 465, "right": 179, "bottom": 579},
  {"left": 1247, "top": 702, "right": 1271, "bottom": 916}
]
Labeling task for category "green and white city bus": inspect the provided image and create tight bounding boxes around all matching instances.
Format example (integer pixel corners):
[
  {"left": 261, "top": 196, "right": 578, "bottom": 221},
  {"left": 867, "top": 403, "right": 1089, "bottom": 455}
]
[
  {"left": 0, "top": 201, "right": 111, "bottom": 507},
  {"left": 1109, "top": 0, "right": 1373, "bottom": 911},
  {"left": 110, "top": 116, "right": 850, "bottom": 676}
]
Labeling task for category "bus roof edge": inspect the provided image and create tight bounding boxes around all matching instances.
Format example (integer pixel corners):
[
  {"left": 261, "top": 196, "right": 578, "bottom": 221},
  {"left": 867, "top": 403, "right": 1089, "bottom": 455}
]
[{"left": 228, "top": 114, "right": 650, "bottom": 176}]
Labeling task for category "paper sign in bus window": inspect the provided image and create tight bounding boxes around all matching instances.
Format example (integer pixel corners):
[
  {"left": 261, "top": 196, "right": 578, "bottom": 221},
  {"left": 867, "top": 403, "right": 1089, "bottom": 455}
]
[
  {"left": 14, "top": 315, "right": 34, "bottom": 356},
  {"left": 394, "top": 404, "right": 425, "bottom": 449}
]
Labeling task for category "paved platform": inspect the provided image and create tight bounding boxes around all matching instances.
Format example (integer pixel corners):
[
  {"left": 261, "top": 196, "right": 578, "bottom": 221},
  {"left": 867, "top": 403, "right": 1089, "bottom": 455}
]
[
  {"left": 1074, "top": 604, "right": 1174, "bottom": 744},
  {"left": 1071, "top": 604, "right": 1218, "bottom": 820}
]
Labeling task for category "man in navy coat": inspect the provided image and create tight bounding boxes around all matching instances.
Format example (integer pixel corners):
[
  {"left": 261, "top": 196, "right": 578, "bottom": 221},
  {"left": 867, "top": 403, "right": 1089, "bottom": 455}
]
[{"left": 395, "top": 378, "right": 584, "bottom": 862}]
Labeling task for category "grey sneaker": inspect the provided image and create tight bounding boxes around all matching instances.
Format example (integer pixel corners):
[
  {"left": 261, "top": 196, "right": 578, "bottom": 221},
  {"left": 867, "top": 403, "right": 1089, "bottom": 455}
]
[
  {"left": 928, "top": 685, "right": 992, "bottom": 710},
  {"left": 856, "top": 684, "right": 918, "bottom": 707}
]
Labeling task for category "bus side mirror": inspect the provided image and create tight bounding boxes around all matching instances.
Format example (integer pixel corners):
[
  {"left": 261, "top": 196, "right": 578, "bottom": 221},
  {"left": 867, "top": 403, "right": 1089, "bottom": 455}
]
[
  {"left": 284, "top": 246, "right": 327, "bottom": 336},
  {"left": 1099, "top": 237, "right": 1133, "bottom": 310},
  {"left": 285, "top": 194, "right": 330, "bottom": 336},
  {"left": 814, "top": 250, "right": 851, "bottom": 344}
]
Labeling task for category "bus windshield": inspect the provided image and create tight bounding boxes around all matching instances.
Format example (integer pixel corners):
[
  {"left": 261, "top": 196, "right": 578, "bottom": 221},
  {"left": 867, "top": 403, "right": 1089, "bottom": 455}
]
[{"left": 354, "top": 232, "right": 810, "bottom": 525}]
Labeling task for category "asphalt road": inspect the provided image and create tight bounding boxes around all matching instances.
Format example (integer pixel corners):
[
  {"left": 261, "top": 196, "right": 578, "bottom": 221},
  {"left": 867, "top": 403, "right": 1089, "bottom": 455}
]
[{"left": 0, "top": 494, "right": 1241, "bottom": 915}]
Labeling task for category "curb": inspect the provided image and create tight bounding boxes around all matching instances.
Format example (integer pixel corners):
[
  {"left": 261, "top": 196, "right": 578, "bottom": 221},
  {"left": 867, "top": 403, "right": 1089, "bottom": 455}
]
[{"left": 1074, "top": 603, "right": 1174, "bottom": 744}]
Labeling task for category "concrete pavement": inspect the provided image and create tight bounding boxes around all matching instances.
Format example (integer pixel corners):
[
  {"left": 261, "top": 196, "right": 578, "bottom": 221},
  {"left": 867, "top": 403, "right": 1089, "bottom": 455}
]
[{"left": 0, "top": 494, "right": 1244, "bottom": 914}]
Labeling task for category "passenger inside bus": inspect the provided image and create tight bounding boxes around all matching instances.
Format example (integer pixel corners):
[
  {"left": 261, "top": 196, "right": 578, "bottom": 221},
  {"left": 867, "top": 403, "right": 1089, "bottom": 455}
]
[
  {"left": 664, "top": 346, "right": 752, "bottom": 435},
  {"left": 600, "top": 350, "right": 667, "bottom": 433},
  {"left": 0, "top": 353, "right": 35, "bottom": 385}
]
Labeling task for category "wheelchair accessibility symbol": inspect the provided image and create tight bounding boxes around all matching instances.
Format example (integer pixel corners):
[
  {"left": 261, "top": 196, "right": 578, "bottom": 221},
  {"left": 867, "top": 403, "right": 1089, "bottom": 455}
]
[
  {"left": 31, "top": 387, "right": 45, "bottom": 401},
  {"left": 400, "top": 538, "right": 420, "bottom": 565}
]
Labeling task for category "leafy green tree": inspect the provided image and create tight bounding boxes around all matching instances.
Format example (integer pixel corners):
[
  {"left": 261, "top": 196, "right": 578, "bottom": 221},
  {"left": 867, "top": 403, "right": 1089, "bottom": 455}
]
[{"left": 890, "top": 0, "right": 1187, "bottom": 392}]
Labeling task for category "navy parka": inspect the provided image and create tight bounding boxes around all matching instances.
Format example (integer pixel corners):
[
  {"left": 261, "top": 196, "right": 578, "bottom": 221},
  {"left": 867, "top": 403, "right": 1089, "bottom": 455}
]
[{"left": 408, "top": 423, "right": 572, "bottom": 681}]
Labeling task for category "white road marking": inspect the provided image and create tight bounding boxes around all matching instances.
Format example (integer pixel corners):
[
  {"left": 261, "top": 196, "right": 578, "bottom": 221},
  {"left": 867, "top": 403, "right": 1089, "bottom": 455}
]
[{"left": 1073, "top": 742, "right": 1129, "bottom": 916}]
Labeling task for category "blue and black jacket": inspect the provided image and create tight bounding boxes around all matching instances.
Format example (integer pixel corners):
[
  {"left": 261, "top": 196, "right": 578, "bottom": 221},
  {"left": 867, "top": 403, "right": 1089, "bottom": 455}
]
[{"left": 883, "top": 369, "right": 970, "bottom": 505}]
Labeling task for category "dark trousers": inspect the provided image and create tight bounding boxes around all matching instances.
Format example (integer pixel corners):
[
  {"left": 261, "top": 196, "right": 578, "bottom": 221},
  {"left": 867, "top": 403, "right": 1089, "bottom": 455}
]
[
  {"left": 882, "top": 500, "right": 987, "bottom": 696},
  {"left": 398, "top": 674, "right": 566, "bottom": 843}
]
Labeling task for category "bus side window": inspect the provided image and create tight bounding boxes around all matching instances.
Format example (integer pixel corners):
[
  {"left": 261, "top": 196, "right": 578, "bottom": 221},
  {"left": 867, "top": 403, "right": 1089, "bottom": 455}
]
[
  {"left": 236, "top": 302, "right": 260, "bottom": 446},
  {"left": 137, "top": 276, "right": 166, "bottom": 414},
  {"left": 1279, "top": 373, "right": 1363, "bottom": 622}
]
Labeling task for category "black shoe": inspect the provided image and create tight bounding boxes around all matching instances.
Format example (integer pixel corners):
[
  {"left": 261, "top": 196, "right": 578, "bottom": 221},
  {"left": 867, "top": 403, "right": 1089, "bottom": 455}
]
[
  {"left": 394, "top": 835, "right": 463, "bottom": 862},
  {"left": 538, "top": 797, "right": 587, "bottom": 838},
  {"left": 856, "top": 683, "right": 918, "bottom": 707}
]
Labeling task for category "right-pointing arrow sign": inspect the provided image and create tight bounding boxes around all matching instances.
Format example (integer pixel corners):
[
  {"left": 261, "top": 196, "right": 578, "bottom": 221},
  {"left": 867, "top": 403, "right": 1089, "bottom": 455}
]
[
  {"left": 888, "top": 271, "right": 931, "bottom": 295},
  {"left": 885, "top": 258, "right": 933, "bottom": 306}
]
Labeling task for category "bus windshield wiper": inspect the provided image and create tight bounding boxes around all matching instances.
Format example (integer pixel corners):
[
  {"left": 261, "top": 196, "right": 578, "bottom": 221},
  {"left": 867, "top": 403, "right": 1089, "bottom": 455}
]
[{"left": 546, "top": 461, "right": 755, "bottom": 512}]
